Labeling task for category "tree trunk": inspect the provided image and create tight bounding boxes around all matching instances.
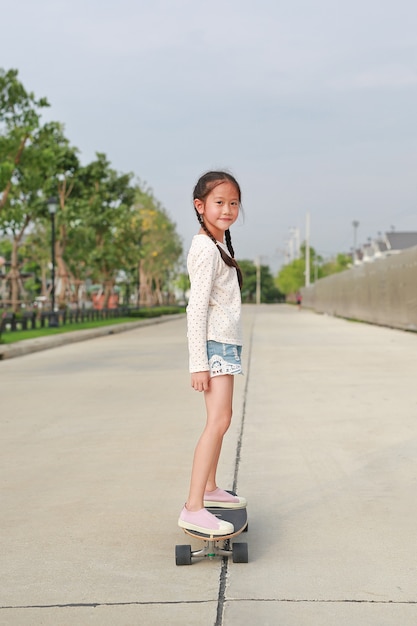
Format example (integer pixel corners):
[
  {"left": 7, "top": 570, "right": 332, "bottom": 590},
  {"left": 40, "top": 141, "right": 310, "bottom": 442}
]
[
  {"left": 55, "top": 240, "right": 72, "bottom": 307},
  {"left": 74, "top": 279, "right": 83, "bottom": 307},
  {"left": 40, "top": 263, "right": 48, "bottom": 298},
  {"left": 135, "top": 262, "right": 140, "bottom": 307},
  {"left": 154, "top": 277, "right": 163, "bottom": 305},
  {"left": 9, "top": 238, "right": 20, "bottom": 313},
  {"left": 103, "top": 279, "right": 114, "bottom": 308},
  {"left": 7, "top": 217, "right": 31, "bottom": 312},
  {"left": 54, "top": 201, "right": 75, "bottom": 306},
  {"left": 139, "top": 261, "right": 153, "bottom": 306}
]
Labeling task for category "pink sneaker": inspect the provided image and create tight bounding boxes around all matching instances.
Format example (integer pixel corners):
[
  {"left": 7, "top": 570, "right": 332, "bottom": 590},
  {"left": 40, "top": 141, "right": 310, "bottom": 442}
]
[
  {"left": 178, "top": 506, "right": 234, "bottom": 535},
  {"left": 204, "top": 488, "right": 247, "bottom": 509}
]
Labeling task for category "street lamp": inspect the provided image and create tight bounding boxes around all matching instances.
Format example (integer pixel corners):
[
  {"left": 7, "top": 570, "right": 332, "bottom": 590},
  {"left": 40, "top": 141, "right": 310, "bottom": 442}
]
[
  {"left": 305, "top": 211, "right": 310, "bottom": 287},
  {"left": 255, "top": 257, "right": 261, "bottom": 305},
  {"left": 352, "top": 220, "right": 359, "bottom": 264},
  {"left": 47, "top": 197, "right": 59, "bottom": 328}
]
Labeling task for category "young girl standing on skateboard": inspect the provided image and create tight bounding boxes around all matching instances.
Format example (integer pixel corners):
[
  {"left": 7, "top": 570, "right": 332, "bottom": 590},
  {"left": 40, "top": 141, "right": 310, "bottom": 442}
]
[{"left": 178, "top": 171, "right": 247, "bottom": 536}]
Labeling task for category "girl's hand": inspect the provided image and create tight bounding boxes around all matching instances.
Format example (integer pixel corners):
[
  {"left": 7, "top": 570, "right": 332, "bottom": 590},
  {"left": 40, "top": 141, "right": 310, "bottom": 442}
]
[{"left": 191, "top": 371, "right": 210, "bottom": 392}]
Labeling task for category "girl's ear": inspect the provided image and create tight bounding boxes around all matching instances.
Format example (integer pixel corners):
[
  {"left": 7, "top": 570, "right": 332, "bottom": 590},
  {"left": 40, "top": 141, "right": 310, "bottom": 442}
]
[{"left": 194, "top": 198, "right": 204, "bottom": 214}]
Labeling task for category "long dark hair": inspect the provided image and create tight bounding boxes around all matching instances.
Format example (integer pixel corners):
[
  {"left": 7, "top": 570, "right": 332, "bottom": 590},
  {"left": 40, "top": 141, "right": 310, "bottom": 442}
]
[{"left": 193, "top": 171, "right": 243, "bottom": 288}]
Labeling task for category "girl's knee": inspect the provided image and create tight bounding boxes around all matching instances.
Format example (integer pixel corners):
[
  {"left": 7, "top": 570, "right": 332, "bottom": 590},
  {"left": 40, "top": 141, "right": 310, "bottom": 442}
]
[{"left": 212, "top": 411, "right": 232, "bottom": 436}]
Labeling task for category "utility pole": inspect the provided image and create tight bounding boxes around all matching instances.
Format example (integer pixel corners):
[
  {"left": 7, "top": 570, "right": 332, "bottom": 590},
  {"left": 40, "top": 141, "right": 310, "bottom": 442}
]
[
  {"left": 288, "top": 237, "right": 294, "bottom": 262},
  {"left": 295, "top": 227, "right": 300, "bottom": 259},
  {"left": 352, "top": 220, "right": 359, "bottom": 264},
  {"left": 305, "top": 212, "right": 310, "bottom": 287},
  {"left": 289, "top": 227, "right": 300, "bottom": 260},
  {"left": 255, "top": 257, "right": 261, "bottom": 305}
]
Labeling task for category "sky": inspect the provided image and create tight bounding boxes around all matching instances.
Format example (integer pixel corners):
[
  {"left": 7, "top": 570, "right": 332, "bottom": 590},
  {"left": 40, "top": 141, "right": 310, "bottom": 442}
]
[{"left": 1, "top": 0, "right": 416, "bottom": 271}]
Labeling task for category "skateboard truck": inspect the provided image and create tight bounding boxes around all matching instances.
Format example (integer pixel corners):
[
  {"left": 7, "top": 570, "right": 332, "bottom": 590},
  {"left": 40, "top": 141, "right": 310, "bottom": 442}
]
[
  {"left": 175, "top": 506, "right": 248, "bottom": 566},
  {"left": 176, "top": 538, "right": 248, "bottom": 565}
]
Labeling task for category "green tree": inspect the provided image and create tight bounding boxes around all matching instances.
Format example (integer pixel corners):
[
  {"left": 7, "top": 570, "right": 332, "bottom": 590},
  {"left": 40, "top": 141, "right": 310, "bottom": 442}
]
[
  {"left": 320, "top": 253, "right": 352, "bottom": 278},
  {"left": 275, "top": 244, "right": 321, "bottom": 296},
  {"left": 135, "top": 186, "right": 183, "bottom": 305},
  {"left": 19, "top": 223, "right": 49, "bottom": 300},
  {"left": 275, "top": 257, "right": 306, "bottom": 295},
  {"left": 0, "top": 121, "right": 65, "bottom": 311},
  {"left": 0, "top": 68, "right": 49, "bottom": 211},
  {"left": 174, "top": 270, "right": 190, "bottom": 304},
  {"left": 36, "top": 121, "right": 80, "bottom": 306},
  {"left": 239, "top": 259, "right": 283, "bottom": 303},
  {"left": 73, "top": 153, "right": 137, "bottom": 307},
  {"left": 276, "top": 245, "right": 352, "bottom": 296},
  {"left": 0, "top": 69, "right": 185, "bottom": 312}
]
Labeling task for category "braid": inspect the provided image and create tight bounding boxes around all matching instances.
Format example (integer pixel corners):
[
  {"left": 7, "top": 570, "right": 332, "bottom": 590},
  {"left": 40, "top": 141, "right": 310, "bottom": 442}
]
[
  {"left": 223, "top": 229, "right": 242, "bottom": 289},
  {"left": 196, "top": 210, "right": 217, "bottom": 246},
  {"left": 225, "top": 229, "right": 235, "bottom": 258}
]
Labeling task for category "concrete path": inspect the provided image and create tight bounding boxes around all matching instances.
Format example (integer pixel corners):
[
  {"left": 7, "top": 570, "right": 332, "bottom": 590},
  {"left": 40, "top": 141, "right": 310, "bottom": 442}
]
[{"left": 1, "top": 305, "right": 416, "bottom": 625}]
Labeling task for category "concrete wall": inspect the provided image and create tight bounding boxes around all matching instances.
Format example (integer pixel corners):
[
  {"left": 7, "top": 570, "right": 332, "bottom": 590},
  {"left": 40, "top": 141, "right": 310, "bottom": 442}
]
[{"left": 301, "top": 246, "right": 417, "bottom": 332}]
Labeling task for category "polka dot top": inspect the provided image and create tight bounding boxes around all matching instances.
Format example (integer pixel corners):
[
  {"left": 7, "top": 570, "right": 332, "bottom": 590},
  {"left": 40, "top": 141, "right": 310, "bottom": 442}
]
[{"left": 186, "top": 234, "right": 243, "bottom": 373}]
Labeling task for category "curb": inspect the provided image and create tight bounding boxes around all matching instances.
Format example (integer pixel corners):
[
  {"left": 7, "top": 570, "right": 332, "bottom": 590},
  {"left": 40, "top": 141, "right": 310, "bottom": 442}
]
[{"left": 0, "top": 314, "right": 185, "bottom": 361}]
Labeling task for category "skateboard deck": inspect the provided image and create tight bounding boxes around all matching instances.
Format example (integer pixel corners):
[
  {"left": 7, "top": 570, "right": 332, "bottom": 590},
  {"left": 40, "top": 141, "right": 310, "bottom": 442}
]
[{"left": 176, "top": 506, "right": 248, "bottom": 565}]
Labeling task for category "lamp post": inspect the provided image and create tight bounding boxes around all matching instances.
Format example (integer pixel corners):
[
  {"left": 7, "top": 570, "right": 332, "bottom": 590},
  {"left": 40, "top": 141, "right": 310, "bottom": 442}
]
[
  {"left": 305, "top": 211, "right": 310, "bottom": 287},
  {"left": 47, "top": 197, "right": 59, "bottom": 328},
  {"left": 255, "top": 256, "right": 261, "bottom": 305},
  {"left": 352, "top": 220, "right": 359, "bottom": 264}
]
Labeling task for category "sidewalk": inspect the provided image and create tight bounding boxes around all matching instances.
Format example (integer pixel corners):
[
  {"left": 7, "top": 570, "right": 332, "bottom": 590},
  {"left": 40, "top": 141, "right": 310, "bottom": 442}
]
[
  {"left": 0, "top": 314, "right": 184, "bottom": 360},
  {"left": 1, "top": 304, "right": 416, "bottom": 625}
]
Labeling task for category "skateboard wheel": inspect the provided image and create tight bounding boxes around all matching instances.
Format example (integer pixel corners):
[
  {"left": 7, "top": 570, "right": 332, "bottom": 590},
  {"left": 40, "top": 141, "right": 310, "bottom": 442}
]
[
  {"left": 232, "top": 542, "right": 248, "bottom": 563},
  {"left": 175, "top": 544, "right": 192, "bottom": 566}
]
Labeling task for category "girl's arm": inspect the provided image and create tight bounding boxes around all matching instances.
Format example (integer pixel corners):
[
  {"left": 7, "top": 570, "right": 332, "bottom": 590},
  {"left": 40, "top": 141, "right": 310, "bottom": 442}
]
[{"left": 186, "top": 239, "right": 218, "bottom": 373}]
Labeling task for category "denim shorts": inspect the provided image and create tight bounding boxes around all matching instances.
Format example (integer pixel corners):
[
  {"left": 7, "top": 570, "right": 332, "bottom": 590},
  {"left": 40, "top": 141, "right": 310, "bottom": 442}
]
[{"left": 207, "top": 341, "right": 243, "bottom": 377}]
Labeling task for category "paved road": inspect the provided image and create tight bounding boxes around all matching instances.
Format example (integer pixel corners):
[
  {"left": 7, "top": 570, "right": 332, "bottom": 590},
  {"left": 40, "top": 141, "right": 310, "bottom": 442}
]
[{"left": 1, "top": 304, "right": 416, "bottom": 625}]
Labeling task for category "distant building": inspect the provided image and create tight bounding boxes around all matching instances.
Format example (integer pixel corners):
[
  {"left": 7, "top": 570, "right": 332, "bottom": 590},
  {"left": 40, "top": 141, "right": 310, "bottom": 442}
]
[
  {"left": 385, "top": 231, "right": 417, "bottom": 252},
  {"left": 353, "top": 231, "right": 417, "bottom": 265}
]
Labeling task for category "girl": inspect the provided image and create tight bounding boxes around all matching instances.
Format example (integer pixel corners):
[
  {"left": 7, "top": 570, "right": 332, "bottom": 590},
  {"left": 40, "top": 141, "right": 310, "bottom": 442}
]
[{"left": 178, "top": 171, "right": 247, "bottom": 536}]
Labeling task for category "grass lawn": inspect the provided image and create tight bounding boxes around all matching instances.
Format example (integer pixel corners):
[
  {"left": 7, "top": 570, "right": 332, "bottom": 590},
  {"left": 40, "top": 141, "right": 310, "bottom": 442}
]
[{"left": 0, "top": 317, "right": 137, "bottom": 345}]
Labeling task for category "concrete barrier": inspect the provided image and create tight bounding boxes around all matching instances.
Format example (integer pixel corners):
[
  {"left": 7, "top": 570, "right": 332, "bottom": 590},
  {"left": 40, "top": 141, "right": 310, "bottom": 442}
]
[{"left": 301, "top": 246, "right": 417, "bottom": 331}]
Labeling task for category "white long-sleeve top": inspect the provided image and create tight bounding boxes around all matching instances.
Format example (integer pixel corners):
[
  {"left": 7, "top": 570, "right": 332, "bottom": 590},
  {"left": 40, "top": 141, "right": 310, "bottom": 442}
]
[{"left": 186, "top": 234, "right": 242, "bottom": 373}]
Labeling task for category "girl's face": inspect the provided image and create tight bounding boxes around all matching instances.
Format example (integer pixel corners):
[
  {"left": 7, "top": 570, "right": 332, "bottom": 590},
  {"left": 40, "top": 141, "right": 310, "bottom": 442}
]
[{"left": 194, "top": 181, "right": 240, "bottom": 243}]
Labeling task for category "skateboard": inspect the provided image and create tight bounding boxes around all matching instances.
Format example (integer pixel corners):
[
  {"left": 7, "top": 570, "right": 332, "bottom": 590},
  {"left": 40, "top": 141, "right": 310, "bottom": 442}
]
[{"left": 175, "top": 506, "right": 248, "bottom": 566}]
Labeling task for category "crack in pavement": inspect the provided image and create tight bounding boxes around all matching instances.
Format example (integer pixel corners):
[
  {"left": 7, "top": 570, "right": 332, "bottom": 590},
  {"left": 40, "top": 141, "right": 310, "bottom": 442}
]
[{"left": 216, "top": 313, "right": 256, "bottom": 626}]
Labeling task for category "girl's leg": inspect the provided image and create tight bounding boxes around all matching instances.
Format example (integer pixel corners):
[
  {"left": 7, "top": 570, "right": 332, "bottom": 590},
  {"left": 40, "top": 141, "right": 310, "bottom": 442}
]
[
  {"left": 185, "top": 375, "right": 234, "bottom": 512},
  {"left": 205, "top": 439, "right": 223, "bottom": 493},
  {"left": 205, "top": 377, "right": 234, "bottom": 491}
]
